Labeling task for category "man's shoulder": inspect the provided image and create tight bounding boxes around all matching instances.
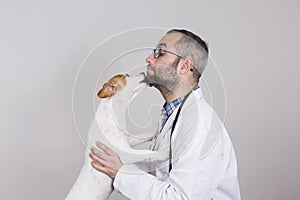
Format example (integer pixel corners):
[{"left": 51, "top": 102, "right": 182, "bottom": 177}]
[{"left": 183, "top": 90, "right": 215, "bottom": 118}]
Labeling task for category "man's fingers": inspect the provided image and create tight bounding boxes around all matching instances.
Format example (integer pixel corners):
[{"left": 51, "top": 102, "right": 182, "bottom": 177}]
[
  {"left": 90, "top": 146, "right": 110, "bottom": 161},
  {"left": 95, "top": 142, "right": 115, "bottom": 156},
  {"left": 90, "top": 142, "right": 123, "bottom": 179},
  {"left": 89, "top": 151, "right": 109, "bottom": 167},
  {"left": 91, "top": 161, "right": 117, "bottom": 178},
  {"left": 91, "top": 161, "right": 110, "bottom": 174}
]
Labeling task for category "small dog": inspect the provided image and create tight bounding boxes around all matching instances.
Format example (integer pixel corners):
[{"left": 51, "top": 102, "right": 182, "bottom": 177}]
[{"left": 65, "top": 73, "right": 168, "bottom": 200}]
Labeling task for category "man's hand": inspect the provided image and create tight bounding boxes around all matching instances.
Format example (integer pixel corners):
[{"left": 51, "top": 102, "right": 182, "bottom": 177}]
[{"left": 89, "top": 142, "right": 123, "bottom": 179}]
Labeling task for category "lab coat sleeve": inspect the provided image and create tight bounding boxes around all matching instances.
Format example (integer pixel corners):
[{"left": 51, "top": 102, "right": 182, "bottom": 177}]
[{"left": 113, "top": 119, "right": 225, "bottom": 199}]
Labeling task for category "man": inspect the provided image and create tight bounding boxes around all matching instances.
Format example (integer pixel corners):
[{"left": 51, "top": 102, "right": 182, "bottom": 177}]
[{"left": 89, "top": 29, "right": 241, "bottom": 199}]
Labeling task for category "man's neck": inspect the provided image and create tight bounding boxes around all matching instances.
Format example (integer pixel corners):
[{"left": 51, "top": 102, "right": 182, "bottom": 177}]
[{"left": 157, "top": 82, "right": 198, "bottom": 103}]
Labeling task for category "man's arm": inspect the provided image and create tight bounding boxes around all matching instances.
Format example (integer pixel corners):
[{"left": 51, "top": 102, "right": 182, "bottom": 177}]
[{"left": 90, "top": 128, "right": 227, "bottom": 200}]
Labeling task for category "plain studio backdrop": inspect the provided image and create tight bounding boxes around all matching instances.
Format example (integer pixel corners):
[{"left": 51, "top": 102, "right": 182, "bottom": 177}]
[{"left": 0, "top": 0, "right": 299, "bottom": 199}]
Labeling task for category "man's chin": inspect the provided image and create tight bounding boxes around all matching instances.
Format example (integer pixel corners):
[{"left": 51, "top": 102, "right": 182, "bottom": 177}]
[
  {"left": 144, "top": 75, "right": 154, "bottom": 87},
  {"left": 143, "top": 79, "right": 154, "bottom": 87}
]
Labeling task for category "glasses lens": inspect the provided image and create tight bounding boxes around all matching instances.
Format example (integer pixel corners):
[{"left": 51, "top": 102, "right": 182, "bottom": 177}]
[
  {"left": 153, "top": 48, "right": 158, "bottom": 59},
  {"left": 153, "top": 48, "right": 163, "bottom": 59}
]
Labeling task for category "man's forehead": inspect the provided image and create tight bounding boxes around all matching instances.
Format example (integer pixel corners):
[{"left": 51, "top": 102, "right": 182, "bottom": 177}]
[{"left": 156, "top": 32, "right": 183, "bottom": 49}]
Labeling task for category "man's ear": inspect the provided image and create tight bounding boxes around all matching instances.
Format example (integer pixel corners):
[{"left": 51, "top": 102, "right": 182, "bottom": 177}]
[
  {"left": 179, "top": 57, "right": 193, "bottom": 75},
  {"left": 97, "top": 83, "right": 117, "bottom": 98}
]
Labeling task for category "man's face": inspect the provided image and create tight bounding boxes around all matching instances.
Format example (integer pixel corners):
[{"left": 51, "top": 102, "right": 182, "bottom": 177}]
[{"left": 145, "top": 32, "right": 183, "bottom": 91}]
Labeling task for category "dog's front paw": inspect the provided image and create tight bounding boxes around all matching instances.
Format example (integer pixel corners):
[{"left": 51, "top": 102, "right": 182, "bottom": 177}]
[{"left": 155, "top": 150, "right": 170, "bottom": 161}]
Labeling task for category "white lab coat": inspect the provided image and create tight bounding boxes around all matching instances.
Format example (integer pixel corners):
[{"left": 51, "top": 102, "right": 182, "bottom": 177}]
[{"left": 113, "top": 88, "right": 241, "bottom": 200}]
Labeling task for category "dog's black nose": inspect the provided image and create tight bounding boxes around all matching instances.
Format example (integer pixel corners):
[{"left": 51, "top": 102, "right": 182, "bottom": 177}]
[{"left": 125, "top": 73, "right": 130, "bottom": 77}]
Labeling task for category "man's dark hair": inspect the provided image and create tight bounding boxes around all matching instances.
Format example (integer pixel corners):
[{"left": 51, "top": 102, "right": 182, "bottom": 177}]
[{"left": 167, "top": 29, "right": 209, "bottom": 81}]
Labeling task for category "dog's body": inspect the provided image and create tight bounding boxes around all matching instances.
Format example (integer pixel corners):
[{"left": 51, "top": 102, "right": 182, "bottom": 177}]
[{"left": 66, "top": 73, "right": 168, "bottom": 200}]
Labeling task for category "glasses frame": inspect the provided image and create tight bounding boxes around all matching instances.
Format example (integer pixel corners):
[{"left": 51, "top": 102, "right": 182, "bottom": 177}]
[{"left": 152, "top": 47, "right": 185, "bottom": 59}]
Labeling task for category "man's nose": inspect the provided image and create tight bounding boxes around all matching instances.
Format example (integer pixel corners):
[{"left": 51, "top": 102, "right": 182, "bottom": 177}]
[{"left": 146, "top": 53, "right": 155, "bottom": 64}]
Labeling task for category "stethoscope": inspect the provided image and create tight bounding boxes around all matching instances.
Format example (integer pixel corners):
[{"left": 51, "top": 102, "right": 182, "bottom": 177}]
[{"left": 150, "top": 90, "right": 193, "bottom": 172}]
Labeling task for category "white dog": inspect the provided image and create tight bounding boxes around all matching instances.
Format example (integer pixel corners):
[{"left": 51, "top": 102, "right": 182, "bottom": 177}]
[{"left": 66, "top": 73, "right": 168, "bottom": 200}]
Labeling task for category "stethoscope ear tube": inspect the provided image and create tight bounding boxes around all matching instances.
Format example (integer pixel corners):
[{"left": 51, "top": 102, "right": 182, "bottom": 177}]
[{"left": 169, "top": 90, "right": 193, "bottom": 172}]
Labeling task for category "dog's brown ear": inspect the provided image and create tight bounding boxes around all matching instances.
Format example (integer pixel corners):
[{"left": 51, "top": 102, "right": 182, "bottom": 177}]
[
  {"left": 97, "top": 74, "right": 127, "bottom": 98},
  {"left": 97, "top": 83, "right": 117, "bottom": 98}
]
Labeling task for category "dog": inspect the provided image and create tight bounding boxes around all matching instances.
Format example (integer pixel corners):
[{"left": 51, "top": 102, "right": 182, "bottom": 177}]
[{"left": 65, "top": 73, "right": 169, "bottom": 200}]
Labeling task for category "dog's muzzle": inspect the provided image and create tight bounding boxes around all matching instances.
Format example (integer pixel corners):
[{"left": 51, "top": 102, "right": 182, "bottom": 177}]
[{"left": 139, "top": 72, "right": 146, "bottom": 83}]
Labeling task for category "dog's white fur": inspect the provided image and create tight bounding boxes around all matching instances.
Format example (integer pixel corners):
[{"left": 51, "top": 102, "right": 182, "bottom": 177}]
[{"left": 65, "top": 73, "right": 168, "bottom": 200}]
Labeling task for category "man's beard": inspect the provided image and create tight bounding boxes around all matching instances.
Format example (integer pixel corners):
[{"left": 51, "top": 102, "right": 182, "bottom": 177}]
[{"left": 145, "top": 57, "right": 181, "bottom": 93}]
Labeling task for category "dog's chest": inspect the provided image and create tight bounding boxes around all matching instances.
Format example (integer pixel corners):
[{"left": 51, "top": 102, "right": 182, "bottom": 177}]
[{"left": 89, "top": 100, "right": 129, "bottom": 147}]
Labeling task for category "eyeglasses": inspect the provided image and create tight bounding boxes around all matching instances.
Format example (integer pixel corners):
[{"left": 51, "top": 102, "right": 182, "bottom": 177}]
[
  {"left": 152, "top": 47, "right": 194, "bottom": 72},
  {"left": 153, "top": 47, "right": 185, "bottom": 59}
]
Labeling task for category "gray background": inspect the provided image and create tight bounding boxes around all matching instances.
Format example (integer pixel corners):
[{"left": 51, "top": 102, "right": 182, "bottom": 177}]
[{"left": 0, "top": 0, "right": 299, "bottom": 199}]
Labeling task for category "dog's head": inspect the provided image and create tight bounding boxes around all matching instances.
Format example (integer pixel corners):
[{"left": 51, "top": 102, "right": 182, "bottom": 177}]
[{"left": 98, "top": 73, "right": 146, "bottom": 99}]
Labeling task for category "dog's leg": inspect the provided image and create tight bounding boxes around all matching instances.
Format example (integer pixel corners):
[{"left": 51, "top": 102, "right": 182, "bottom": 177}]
[
  {"left": 66, "top": 118, "right": 114, "bottom": 200},
  {"left": 127, "top": 133, "right": 155, "bottom": 146},
  {"left": 118, "top": 148, "right": 169, "bottom": 164},
  {"left": 65, "top": 158, "right": 113, "bottom": 200}
]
